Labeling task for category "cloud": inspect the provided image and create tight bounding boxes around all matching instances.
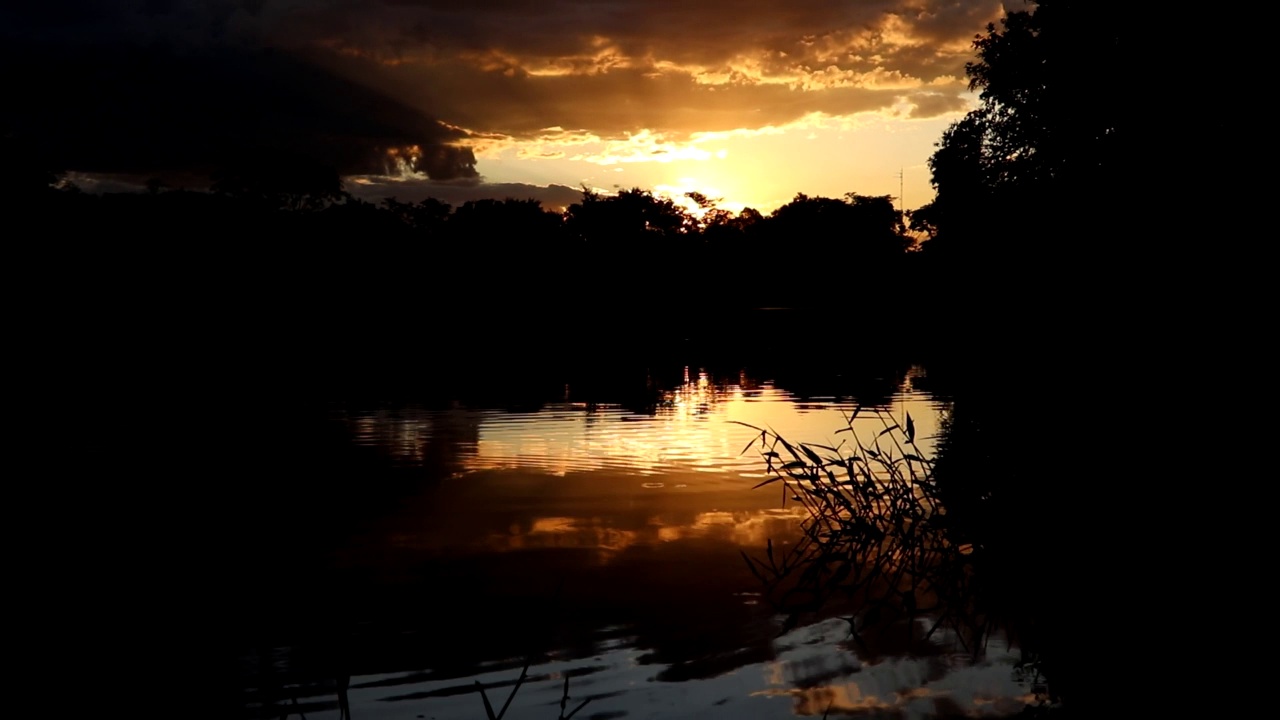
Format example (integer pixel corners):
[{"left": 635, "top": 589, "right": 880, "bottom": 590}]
[
  {"left": 574, "top": 130, "right": 716, "bottom": 165},
  {"left": 332, "top": 58, "right": 916, "bottom": 142},
  {"left": 2, "top": 3, "right": 478, "bottom": 183},
  {"left": 345, "top": 178, "right": 586, "bottom": 212},
  {"left": 905, "top": 91, "right": 973, "bottom": 118},
  {"left": 2, "top": 1, "right": 1000, "bottom": 182},
  {"left": 298, "top": 1, "right": 997, "bottom": 71},
  {"left": 289, "top": 0, "right": 999, "bottom": 146}
]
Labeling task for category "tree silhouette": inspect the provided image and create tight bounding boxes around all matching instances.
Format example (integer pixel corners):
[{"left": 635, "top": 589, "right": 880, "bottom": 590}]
[
  {"left": 381, "top": 196, "right": 452, "bottom": 236},
  {"left": 1, "top": 133, "right": 64, "bottom": 199},
  {"left": 905, "top": 7, "right": 1133, "bottom": 711},
  {"left": 565, "top": 187, "right": 689, "bottom": 247},
  {"left": 765, "top": 192, "right": 911, "bottom": 269},
  {"left": 683, "top": 191, "right": 733, "bottom": 232},
  {"left": 915, "top": 0, "right": 1124, "bottom": 262},
  {"left": 211, "top": 155, "right": 346, "bottom": 212}
]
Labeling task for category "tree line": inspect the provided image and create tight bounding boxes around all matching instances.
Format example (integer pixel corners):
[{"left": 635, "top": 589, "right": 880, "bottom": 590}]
[
  {"left": 3, "top": 0, "right": 1126, "bottom": 351},
  {"left": 11, "top": 166, "right": 924, "bottom": 314}
]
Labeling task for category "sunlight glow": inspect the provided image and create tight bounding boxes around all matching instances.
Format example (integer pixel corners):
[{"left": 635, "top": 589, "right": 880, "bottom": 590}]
[
  {"left": 653, "top": 181, "right": 744, "bottom": 216},
  {"left": 384, "top": 145, "right": 423, "bottom": 176},
  {"left": 576, "top": 129, "right": 718, "bottom": 165},
  {"left": 459, "top": 104, "right": 964, "bottom": 212},
  {"left": 453, "top": 368, "right": 942, "bottom": 479}
]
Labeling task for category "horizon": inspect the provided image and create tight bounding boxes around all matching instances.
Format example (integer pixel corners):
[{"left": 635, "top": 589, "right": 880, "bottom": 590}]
[{"left": 5, "top": 1, "right": 1018, "bottom": 215}]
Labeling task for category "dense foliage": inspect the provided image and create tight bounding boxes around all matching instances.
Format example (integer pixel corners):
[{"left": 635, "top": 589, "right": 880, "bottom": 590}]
[
  {"left": 911, "top": 0, "right": 1125, "bottom": 266},
  {"left": 10, "top": 165, "right": 918, "bottom": 315}
]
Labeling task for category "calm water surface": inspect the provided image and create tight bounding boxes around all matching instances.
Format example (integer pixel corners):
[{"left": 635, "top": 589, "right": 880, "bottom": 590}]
[{"left": 240, "top": 365, "right": 1038, "bottom": 719}]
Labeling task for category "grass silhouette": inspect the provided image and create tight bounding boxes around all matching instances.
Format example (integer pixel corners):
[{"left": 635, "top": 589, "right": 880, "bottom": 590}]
[{"left": 736, "top": 406, "right": 1057, "bottom": 712}]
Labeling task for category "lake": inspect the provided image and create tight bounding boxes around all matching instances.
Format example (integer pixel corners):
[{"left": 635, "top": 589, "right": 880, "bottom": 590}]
[{"left": 229, "top": 358, "right": 1042, "bottom": 719}]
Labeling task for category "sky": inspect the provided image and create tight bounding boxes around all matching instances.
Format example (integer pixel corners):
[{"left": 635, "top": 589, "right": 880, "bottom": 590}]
[{"left": 4, "top": 1, "right": 1014, "bottom": 213}]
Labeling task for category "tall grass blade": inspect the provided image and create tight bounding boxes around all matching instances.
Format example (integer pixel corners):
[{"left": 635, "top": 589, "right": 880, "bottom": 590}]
[
  {"left": 564, "top": 699, "right": 591, "bottom": 719},
  {"left": 475, "top": 682, "right": 497, "bottom": 720},
  {"left": 801, "top": 444, "right": 824, "bottom": 466},
  {"left": 494, "top": 663, "right": 529, "bottom": 719}
]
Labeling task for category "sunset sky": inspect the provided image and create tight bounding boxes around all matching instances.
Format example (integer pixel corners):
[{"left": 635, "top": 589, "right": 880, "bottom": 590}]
[{"left": 6, "top": 1, "right": 1013, "bottom": 213}]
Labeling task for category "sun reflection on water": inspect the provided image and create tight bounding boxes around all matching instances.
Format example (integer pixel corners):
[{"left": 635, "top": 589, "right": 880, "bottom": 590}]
[
  {"left": 276, "top": 365, "right": 1048, "bottom": 719},
  {"left": 480, "top": 507, "right": 809, "bottom": 557},
  {"left": 445, "top": 367, "right": 946, "bottom": 479}
]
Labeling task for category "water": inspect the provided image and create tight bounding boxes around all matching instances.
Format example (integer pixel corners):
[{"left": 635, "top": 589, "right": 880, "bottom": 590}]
[{"left": 235, "top": 364, "right": 1042, "bottom": 719}]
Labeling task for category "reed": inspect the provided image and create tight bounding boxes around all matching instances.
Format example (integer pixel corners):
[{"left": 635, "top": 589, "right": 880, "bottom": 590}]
[
  {"left": 473, "top": 663, "right": 590, "bottom": 720},
  {"left": 735, "top": 406, "right": 1007, "bottom": 657}
]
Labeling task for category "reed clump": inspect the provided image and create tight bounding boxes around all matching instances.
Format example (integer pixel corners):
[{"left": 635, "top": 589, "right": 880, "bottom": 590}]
[
  {"left": 474, "top": 661, "right": 591, "bottom": 720},
  {"left": 736, "top": 406, "right": 1027, "bottom": 664}
]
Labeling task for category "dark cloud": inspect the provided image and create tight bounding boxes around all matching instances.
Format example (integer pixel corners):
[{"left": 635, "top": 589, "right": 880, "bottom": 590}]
[
  {"left": 293, "top": 0, "right": 997, "bottom": 70},
  {"left": 324, "top": 58, "right": 924, "bottom": 139},
  {"left": 62, "top": 169, "right": 584, "bottom": 213},
  {"left": 332, "top": 1, "right": 906, "bottom": 65},
  {"left": 1, "top": 1, "right": 269, "bottom": 47},
  {"left": 896, "top": 0, "right": 1008, "bottom": 44},
  {"left": 2, "top": 2, "right": 477, "bottom": 183},
  {"left": 3, "top": 0, "right": 996, "bottom": 182},
  {"left": 346, "top": 179, "right": 585, "bottom": 212},
  {"left": 289, "top": 0, "right": 994, "bottom": 139},
  {"left": 906, "top": 91, "right": 971, "bottom": 118}
]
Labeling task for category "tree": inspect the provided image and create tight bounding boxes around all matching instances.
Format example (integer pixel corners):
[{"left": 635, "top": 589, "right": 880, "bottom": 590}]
[
  {"left": 683, "top": 191, "right": 733, "bottom": 232},
  {"left": 906, "top": 11, "right": 1134, "bottom": 706},
  {"left": 1, "top": 133, "right": 64, "bottom": 198},
  {"left": 211, "top": 154, "right": 347, "bottom": 212},
  {"left": 381, "top": 196, "right": 452, "bottom": 236},
  {"left": 915, "top": 0, "right": 1124, "bottom": 261},
  {"left": 963, "top": 1, "right": 1122, "bottom": 190},
  {"left": 765, "top": 192, "right": 911, "bottom": 267},
  {"left": 564, "top": 187, "right": 689, "bottom": 244}
]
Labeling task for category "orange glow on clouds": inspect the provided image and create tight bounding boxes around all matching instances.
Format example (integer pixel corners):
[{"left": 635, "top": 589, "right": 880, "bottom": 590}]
[
  {"left": 464, "top": 97, "right": 971, "bottom": 212},
  {"left": 307, "top": 1, "right": 1002, "bottom": 212}
]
